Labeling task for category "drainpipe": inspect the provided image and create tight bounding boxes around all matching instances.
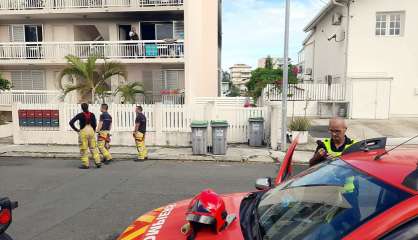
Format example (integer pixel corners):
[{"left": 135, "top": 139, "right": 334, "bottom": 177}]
[{"left": 332, "top": 0, "right": 350, "bottom": 101}]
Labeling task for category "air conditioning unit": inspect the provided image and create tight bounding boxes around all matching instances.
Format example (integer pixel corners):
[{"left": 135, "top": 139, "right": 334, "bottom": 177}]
[
  {"left": 332, "top": 13, "right": 343, "bottom": 25},
  {"left": 305, "top": 68, "right": 313, "bottom": 75},
  {"left": 325, "top": 75, "right": 333, "bottom": 85}
]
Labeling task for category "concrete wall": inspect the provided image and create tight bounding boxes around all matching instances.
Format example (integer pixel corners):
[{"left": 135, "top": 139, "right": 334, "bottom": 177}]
[
  {"left": 347, "top": 0, "right": 418, "bottom": 117},
  {"left": 302, "top": 5, "right": 348, "bottom": 83},
  {"left": 184, "top": 0, "right": 220, "bottom": 103},
  {"left": 0, "top": 122, "right": 13, "bottom": 138}
]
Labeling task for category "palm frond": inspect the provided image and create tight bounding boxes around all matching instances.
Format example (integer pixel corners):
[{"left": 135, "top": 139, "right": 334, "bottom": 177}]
[
  {"left": 101, "top": 61, "right": 127, "bottom": 81},
  {"left": 114, "top": 82, "right": 144, "bottom": 104}
]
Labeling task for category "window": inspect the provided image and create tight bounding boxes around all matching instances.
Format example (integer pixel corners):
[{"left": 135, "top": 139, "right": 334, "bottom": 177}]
[
  {"left": 11, "top": 70, "right": 45, "bottom": 90},
  {"left": 9, "top": 25, "right": 43, "bottom": 42},
  {"left": 161, "top": 70, "right": 184, "bottom": 90},
  {"left": 376, "top": 12, "right": 403, "bottom": 36},
  {"left": 257, "top": 160, "right": 412, "bottom": 240},
  {"left": 380, "top": 218, "right": 418, "bottom": 240}
]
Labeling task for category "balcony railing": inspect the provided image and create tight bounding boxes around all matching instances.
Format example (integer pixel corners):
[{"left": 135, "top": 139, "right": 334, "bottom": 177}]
[
  {"left": 0, "top": 90, "right": 63, "bottom": 105},
  {"left": 263, "top": 83, "right": 346, "bottom": 101},
  {"left": 0, "top": 0, "right": 184, "bottom": 11},
  {"left": 0, "top": 40, "right": 184, "bottom": 61},
  {"left": 0, "top": 90, "right": 185, "bottom": 105}
]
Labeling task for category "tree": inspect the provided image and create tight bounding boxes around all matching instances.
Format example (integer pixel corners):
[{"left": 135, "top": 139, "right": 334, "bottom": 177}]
[
  {"left": 0, "top": 73, "right": 12, "bottom": 91},
  {"left": 114, "top": 82, "right": 145, "bottom": 104},
  {"left": 222, "top": 70, "right": 231, "bottom": 82},
  {"left": 265, "top": 55, "right": 274, "bottom": 69},
  {"left": 246, "top": 63, "right": 298, "bottom": 100},
  {"left": 227, "top": 84, "right": 241, "bottom": 97},
  {"left": 58, "top": 55, "right": 127, "bottom": 103}
]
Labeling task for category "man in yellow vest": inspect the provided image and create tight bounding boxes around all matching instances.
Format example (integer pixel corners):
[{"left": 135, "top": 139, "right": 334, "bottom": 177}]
[{"left": 309, "top": 117, "right": 356, "bottom": 166}]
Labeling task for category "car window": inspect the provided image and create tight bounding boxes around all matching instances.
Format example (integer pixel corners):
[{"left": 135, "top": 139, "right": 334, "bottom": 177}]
[
  {"left": 257, "top": 160, "right": 412, "bottom": 240},
  {"left": 380, "top": 218, "right": 418, "bottom": 240}
]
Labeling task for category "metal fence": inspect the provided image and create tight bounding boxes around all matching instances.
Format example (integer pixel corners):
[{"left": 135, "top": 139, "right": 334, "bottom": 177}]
[{"left": 263, "top": 83, "right": 346, "bottom": 101}]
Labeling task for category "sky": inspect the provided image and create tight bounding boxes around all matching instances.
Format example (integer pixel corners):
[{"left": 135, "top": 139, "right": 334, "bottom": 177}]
[{"left": 222, "top": 0, "right": 327, "bottom": 70}]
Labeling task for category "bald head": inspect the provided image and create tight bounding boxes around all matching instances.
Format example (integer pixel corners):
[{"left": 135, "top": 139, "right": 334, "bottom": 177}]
[
  {"left": 329, "top": 117, "right": 347, "bottom": 129},
  {"left": 329, "top": 117, "right": 347, "bottom": 143}
]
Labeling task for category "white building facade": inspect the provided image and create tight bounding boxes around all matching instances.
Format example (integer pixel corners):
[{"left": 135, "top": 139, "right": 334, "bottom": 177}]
[
  {"left": 258, "top": 57, "right": 284, "bottom": 69},
  {"left": 229, "top": 64, "right": 252, "bottom": 92},
  {"left": 0, "top": 0, "right": 222, "bottom": 104},
  {"left": 299, "top": 0, "right": 418, "bottom": 119}
]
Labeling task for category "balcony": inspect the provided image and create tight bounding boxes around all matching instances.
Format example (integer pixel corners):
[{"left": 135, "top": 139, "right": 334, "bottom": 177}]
[
  {"left": 0, "top": 90, "right": 185, "bottom": 108},
  {"left": 0, "top": 0, "right": 183, "bottom": 14},
  {"left": 0, "top": 40, "right": 184, "bottom": 64}
]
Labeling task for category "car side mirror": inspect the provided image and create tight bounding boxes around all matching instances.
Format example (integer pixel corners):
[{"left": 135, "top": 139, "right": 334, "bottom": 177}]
[{"left": 255, "top": 177, "right": 273, "bottom": 190}]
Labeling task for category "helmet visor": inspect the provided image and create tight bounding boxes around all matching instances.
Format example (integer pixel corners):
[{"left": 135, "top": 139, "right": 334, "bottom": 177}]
[{"left": 186, "top": 214, "right": 216, "bottom": 225}]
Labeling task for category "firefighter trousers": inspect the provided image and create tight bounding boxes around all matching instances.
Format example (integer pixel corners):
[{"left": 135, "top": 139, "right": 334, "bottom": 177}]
[
  {"left": 97, "top": 130, "right": 112, "bottom": 161},
  {"left": 79, "top": 125, "right": 101, "bottom": 167},
  {"left": 134, "top": 131, "right": 148, "bottom": 160}
]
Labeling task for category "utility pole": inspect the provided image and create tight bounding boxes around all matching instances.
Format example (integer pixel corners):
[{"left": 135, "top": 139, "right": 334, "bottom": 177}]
[{"left": 281, "top": 0, "right": 290, "bottom": 151}]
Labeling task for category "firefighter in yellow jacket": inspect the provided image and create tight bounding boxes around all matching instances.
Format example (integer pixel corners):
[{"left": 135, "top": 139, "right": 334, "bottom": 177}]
[
  {"left": 133, "top": 105, "right": 148, "bottom": 161},
  {"left": 97, "top": 103, "right": 113, "bottom": 164},
  {"left": 69, "top": 103, "right": 101, "bottom": 169},
  {"left": 310, "top": 117, "right": 356, "bottom": 166}
]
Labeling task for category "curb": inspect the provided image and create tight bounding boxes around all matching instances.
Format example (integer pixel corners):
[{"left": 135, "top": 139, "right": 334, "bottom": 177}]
[{"left": 0, "top": 151, "right": 277, "bottom": 163}]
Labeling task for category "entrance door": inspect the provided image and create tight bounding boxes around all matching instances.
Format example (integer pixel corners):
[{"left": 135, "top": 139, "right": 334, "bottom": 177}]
[
  {"left": 351, "top": 79, "right": 391, "bottom": 119},
  {"left": 24, "top": 25, "right": 43, "bottom": 42},
  {"left": 118, "top": 25, "right": 131, "bottom": 40}
]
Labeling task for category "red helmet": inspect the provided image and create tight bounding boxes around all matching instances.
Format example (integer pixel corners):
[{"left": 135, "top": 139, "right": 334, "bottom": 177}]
[{"left": 186, "top": 189, "right": 227, "bottom": 233}]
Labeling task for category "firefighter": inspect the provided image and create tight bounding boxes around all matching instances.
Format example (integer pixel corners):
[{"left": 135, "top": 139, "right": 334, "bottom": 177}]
[
  {"left": 309, "top": 117, "right": 356, "bottom": 166},
  {"left": 97, "top": 103, "right": 113, "bottom": 165},
  {"left": 133, "top": 105, "right": 148, "bottom": 161},
  {"left": 69, "top": 103, "right": 101, "bottom": 169}
]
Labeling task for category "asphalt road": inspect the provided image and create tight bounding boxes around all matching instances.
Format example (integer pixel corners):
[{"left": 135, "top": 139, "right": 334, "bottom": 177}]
[{"left": 0, "top": 157, "right": 307, "bottom": 240}]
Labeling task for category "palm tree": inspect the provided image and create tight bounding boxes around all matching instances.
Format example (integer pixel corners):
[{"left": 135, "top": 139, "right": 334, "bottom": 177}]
[
  {"left": 0, "top": 73, "right": 12, "bottom": 91},
  {"left": 58, "top": 55, "right": 127, "bottom": 103},
  {"left": 114, "top": 82, "right": 145, "bottom": 104}
]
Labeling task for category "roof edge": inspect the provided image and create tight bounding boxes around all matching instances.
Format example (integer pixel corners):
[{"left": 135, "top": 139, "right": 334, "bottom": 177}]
[{"left": 303, "top": 2, "right": 335, "bottom": 32}]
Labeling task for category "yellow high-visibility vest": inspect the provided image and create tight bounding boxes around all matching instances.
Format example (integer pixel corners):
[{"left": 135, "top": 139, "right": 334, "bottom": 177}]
[{"left": 322, "top": 138, "right": 357, "bottom": 158}]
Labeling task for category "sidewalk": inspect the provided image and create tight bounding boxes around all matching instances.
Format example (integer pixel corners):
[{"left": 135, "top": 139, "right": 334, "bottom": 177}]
[{"left": 0, "top": 143, "right": 314, "bottom": 164}]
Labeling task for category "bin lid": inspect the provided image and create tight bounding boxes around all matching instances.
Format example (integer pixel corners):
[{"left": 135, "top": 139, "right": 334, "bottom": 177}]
[
  {"left": 249, "top": 117, "right": 264, "bottom": 122},
  {"left": 211, "top": 120, "right": 228, "bottom": 127},
  {"left": 191, "top": 120, "right": 209, "bottom": 128}
]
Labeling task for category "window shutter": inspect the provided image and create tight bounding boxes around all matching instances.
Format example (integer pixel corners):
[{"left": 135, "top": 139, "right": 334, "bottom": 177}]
[
  {"left": 10, "top": 71, "right": 45, "bottom": 90},
  {"left": 21, "top": 71, "right": 34, "bottom": 90},
  {"left": 173, "top": 21, "right": 184, "bottom": 40},
  {"left": 9, "top": 25, "right": 25, "bottom": 42},
  {"left": 155, "top": 23, "right": 173, "bottom": 40},
  {"left": 31, "top": 71, "right": 45, "bottom": 90},
  {"left": 165, "top": 70, "right": 178, "bottom": 89},
  {"left": 11, "top": 71, "right": 23, "bottom": 90}
]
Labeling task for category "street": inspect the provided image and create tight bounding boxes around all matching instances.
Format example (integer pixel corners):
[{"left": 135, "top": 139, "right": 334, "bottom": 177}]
[{"left": 0, "top": 157, "right": 307, "bottom": 240}]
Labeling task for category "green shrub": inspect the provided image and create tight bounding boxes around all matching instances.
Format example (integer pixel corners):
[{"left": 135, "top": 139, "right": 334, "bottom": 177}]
[
  {"left": 289, "top": 117, "right": 311, "bottom": 131},
  {"left": 0, "top": 113, "right": 5, "bottom": 125}
]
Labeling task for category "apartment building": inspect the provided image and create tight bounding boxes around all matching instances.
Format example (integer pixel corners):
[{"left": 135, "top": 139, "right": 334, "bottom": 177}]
[
  {"left": 257, "top": 57, "right": 284, "bottom": 69},
  {"left": 0, "top": 0, "right": 222, "bottom": 104},
  {"left": 229, "top": 64, "right": 251, "bottom": 92}
]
